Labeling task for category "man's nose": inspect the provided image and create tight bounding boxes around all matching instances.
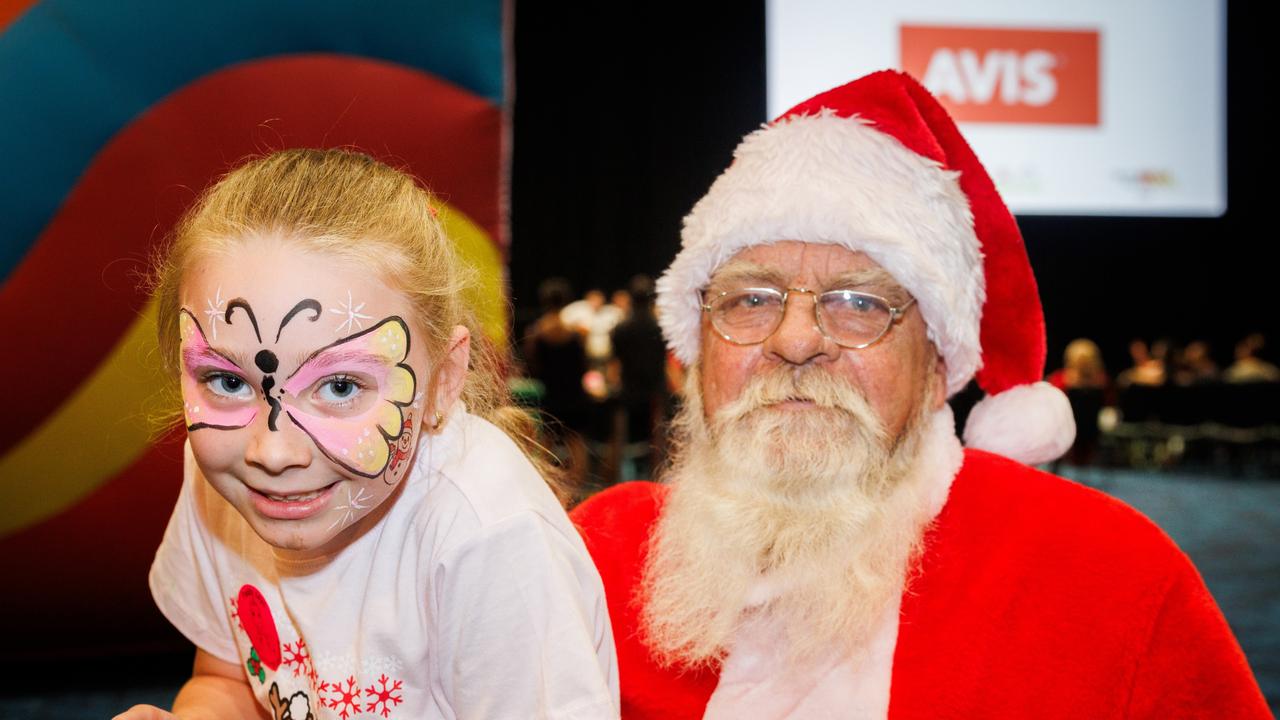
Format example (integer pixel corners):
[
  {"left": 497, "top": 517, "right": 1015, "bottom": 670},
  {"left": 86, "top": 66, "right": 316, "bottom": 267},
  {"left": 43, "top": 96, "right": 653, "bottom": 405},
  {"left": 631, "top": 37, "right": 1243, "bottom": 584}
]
[
  {"left": 762, "top": 292, "right": 840, "bottom": 366},
  {"left": 244, "top": 412, "right": 313, "bottom": 474}
]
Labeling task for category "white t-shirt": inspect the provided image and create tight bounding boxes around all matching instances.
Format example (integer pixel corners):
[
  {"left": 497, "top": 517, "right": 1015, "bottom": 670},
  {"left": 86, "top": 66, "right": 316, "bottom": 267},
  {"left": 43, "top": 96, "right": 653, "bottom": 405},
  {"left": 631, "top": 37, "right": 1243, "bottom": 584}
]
[{"left": 150, "top": 409, "right": 620, "bottom": 719}]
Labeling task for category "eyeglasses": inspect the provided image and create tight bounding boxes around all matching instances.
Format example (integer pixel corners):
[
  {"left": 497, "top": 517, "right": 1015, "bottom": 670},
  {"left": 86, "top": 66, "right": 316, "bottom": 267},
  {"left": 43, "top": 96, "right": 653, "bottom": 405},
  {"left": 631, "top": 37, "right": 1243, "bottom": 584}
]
[{"left": 700, "top": 286, "right": 916, "bottom": 349}]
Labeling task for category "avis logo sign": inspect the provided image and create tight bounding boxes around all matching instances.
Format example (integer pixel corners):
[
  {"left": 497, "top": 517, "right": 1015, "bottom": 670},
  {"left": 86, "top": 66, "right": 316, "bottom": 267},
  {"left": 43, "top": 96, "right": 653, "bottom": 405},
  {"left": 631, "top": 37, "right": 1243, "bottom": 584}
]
[{"left": 900, "top": 25, "right": 1099, "bottom": 125}]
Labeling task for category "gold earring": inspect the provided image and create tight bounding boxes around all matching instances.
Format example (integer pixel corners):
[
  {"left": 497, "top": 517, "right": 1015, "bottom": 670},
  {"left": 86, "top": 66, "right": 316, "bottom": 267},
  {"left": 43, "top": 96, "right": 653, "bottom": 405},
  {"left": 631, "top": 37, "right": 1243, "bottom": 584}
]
[{"left": 431, "top": 411, "right": 445, "bottom": 431}]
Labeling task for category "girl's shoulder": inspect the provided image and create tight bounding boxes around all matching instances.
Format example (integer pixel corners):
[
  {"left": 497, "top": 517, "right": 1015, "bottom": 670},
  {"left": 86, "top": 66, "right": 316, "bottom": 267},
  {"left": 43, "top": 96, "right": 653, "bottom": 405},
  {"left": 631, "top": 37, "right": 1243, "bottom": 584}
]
[{"left": 399, "top": 410, "right": 580, "bottom": 563}]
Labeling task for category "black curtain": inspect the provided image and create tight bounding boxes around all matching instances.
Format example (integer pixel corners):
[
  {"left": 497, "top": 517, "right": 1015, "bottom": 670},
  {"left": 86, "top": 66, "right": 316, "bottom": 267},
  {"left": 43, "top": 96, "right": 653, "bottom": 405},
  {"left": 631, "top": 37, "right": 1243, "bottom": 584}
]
[{"left": 511, "top": 2, "right": 1273, "bottom": 373}]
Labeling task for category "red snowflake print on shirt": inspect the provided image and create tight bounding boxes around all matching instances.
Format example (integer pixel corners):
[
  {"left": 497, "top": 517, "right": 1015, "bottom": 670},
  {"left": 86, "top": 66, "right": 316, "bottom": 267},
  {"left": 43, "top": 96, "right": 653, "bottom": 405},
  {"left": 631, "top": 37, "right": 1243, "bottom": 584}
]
[
  {"left": 229, "top": 596, "right": 244, "bottom": 633},
  {"left": 323, "top": 675, "right": 362, "bottom": 719},
  {"left": 281, "top": 639, "right": 316, "bottom": 683},
  {"left": 365, "top": 674, "right": 404, "bottom": 717}
]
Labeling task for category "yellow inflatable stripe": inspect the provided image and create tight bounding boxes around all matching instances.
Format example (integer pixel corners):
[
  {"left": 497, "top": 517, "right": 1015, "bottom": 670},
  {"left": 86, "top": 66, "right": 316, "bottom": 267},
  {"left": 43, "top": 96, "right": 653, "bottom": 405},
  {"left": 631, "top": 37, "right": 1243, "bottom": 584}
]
[
  {"left": 438, "top": 204, "right": 508, "bottom": 345},
  {"left": 0, "top": 299, "right": 166, "bottom": 538},
  {"left": 0, "top": 204, "right": 506, "bottom": 539}
]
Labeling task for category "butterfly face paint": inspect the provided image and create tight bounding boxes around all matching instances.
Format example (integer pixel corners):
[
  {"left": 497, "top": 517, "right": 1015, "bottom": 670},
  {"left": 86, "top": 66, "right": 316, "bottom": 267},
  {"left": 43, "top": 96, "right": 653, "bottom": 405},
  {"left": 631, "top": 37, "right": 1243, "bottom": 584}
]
[
  {"left": 179, "top": 310, "right": 259, "bottom": 430},
  {"left": 176, "top": 238, "right": 435, "bottom": 555},
  {"left": 280, "top": 318, "right": 417, "bottom": 478},
  {"left": 178, "top": 307, "right": 418, "bottom": 480}
]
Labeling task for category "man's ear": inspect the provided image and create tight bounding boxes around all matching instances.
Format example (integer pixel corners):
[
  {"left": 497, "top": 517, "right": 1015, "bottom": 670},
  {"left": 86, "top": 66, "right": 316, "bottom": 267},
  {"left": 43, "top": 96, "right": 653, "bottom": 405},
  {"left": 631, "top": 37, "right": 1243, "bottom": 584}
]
[
  {"left": 929, "top": 349, "right": 948, "bottom": 411},
  {"left": 428, "top": 325, "right": 471, "bottom": 429}
]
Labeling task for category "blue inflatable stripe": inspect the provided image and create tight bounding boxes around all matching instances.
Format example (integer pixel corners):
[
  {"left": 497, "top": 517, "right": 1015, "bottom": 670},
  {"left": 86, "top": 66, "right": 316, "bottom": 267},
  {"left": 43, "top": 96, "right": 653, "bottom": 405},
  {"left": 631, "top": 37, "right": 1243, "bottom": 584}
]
[{"left": 0, "top": 0, "right": 504, "bottom": 282}]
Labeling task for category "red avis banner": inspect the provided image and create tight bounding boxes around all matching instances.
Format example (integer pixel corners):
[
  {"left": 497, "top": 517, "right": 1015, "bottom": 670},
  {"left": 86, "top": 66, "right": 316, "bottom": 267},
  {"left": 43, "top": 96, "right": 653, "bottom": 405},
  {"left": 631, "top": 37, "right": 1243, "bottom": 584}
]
[{"left": 900, "top": 25, "right": 1099, "bottom": 125}]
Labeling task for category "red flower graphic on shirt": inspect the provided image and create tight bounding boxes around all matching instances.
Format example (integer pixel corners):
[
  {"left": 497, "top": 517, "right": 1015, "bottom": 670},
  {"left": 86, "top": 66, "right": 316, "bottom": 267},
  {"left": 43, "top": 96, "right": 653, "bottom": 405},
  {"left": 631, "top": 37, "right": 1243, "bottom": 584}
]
[{"left": 365, "top": 674, "right": 404, "bottom": 717}]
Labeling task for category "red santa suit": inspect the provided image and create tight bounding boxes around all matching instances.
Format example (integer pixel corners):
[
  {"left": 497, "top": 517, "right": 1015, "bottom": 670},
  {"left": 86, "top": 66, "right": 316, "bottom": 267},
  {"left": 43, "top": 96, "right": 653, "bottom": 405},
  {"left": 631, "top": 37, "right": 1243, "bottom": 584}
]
[{"left": 571, "top": 447, "right": 1271, "bottom": 719}]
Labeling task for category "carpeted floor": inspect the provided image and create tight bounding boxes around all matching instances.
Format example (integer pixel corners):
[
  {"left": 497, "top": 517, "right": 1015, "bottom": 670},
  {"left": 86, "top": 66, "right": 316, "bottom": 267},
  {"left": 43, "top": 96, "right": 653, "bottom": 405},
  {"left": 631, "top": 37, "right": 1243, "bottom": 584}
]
[
  {"left": 3, "top": 466, "right": 1276, "bottom": 718},
  {"left": 1062, "top": 465, "right": 1280, "bottom": 710}
]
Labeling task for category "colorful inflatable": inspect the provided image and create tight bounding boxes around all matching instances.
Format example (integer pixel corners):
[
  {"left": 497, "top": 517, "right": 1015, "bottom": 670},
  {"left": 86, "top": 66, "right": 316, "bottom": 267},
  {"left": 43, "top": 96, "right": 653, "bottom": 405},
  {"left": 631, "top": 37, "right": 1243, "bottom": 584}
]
[{"left": 0, "top": 0, "right": 508, "bottom": 659}]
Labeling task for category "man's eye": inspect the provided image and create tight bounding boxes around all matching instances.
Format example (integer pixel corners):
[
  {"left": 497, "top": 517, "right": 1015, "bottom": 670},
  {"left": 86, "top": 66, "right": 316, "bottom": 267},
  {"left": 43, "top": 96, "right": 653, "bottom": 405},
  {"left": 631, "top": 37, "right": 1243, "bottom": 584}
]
[
  {"left": 726, "top": 291, "right": 780, "bottom": 310},
  {"left": 205, "top": 373, "right": 253, "bottom": 399},
  {"left": 827, "top": 291, "right": 883, "bottom": 314}
]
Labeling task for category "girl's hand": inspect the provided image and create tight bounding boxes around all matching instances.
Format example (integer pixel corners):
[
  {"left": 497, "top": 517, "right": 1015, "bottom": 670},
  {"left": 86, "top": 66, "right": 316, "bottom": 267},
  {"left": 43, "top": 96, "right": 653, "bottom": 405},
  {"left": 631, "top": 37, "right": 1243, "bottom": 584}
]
[
  {"left": 114, "top": 650, "right": 263, "bottom": 720},
  {"left": 113, "top": 705, "right": 177, "bottom": 720}
]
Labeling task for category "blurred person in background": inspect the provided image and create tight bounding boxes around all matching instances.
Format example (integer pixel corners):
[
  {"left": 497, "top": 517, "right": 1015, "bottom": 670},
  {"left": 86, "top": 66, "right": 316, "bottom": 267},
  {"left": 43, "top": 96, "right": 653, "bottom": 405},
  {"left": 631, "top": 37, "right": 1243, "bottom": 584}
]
[
  {"left": 609, "top": 275, "right": 670, "bottom": 480},
  {"left": 610, "top": 288, "right": 633, "bottom": 321},
  {"left": 1047, "top": 338, "right": 1112, "bottom": 466},
  {"left": 1047, "top": 338, "right": 1110, "bottom": 392},
  {"left": 524, "top": 277, "right": 592, "bottom": 483},
  {"left": 1118, "top": 338, "right": 1167, "bottom": 387},
  {"left": 1171, "top": 340, "right": 1220, "bottom": 386},
  {"left": 561, "top": 287, "right": 606, "bottom": 331},
  {"left": 1224, "top": 333, "right": 1280, "bottom": 383},
  {"left": 563, "top": 288, "right": 624, "bottom": 365}
]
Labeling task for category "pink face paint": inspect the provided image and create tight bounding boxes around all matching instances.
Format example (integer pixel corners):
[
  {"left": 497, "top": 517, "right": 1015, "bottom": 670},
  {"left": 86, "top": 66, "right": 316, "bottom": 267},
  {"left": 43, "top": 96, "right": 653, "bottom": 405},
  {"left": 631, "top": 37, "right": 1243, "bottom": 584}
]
[
  {"left": 280, "top": 317, "right": 417, "bottom": 479},
  {"left": 281, "top": 352, "right": 391, "bottom": 392},
  {"left": 179, "top": 310, "right": 258, "bottom": 430}
]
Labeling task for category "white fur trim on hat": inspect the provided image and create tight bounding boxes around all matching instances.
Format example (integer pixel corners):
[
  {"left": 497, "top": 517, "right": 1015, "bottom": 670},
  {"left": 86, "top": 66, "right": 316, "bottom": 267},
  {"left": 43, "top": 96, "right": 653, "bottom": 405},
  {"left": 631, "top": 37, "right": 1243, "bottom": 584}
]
[
  {"left": 962, "top": 381, "right": 1075, "bottom": 465},
  {"left": 656, "top": 109, "right": 985, "bottom": 396}
]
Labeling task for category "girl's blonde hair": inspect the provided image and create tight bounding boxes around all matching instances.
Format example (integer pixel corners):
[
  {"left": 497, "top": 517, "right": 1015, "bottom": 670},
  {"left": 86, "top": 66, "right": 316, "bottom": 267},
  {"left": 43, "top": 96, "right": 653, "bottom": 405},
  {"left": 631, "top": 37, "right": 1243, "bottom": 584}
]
[{"left": 152, "top": 148, "right": 566, "bottom": 501}]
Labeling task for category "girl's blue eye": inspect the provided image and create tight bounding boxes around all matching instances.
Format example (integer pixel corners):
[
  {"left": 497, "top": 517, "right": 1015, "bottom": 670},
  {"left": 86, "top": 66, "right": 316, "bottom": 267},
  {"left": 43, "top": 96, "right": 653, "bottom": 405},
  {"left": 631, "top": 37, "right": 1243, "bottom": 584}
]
[
  {"left": 206, "top": 373, "right": 254, "bottom": 399},
  {"left": 317, "top": 377, "right": 363, "bottom": 405}
]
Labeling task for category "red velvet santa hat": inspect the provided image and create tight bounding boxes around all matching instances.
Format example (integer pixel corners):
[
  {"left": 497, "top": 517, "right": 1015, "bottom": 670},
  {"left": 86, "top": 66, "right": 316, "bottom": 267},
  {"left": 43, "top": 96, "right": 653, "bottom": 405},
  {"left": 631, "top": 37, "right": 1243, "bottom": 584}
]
[{"left": 655, "top": 70, "right": 1074, "bottom": 465}]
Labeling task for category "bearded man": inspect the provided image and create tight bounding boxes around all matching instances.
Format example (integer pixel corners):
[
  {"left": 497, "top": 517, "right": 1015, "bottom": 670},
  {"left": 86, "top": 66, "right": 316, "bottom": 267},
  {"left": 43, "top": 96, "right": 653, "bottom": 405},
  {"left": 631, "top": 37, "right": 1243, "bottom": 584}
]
[{"left": 570, "top": 71, "right": 1269, "bottom": 719}]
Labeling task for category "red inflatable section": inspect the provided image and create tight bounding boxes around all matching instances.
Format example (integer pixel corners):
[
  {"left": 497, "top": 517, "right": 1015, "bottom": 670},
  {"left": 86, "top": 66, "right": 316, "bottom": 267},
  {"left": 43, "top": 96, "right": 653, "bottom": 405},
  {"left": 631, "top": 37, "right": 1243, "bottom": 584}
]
[
  {"left": 0, "top": 0, "right": 39, "bottom": 32},
  {"left": 0, "top": 430, "right": 187, "bottom": 659},
  {"left": 0, "top": 53, "right": 501, "bottom": 455}
]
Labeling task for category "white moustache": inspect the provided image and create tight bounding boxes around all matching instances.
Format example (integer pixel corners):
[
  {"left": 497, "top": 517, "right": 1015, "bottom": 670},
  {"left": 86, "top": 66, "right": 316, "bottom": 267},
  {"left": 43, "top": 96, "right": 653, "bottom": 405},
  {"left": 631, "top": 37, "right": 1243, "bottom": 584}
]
[{"left": 731, "top": 369, "right": 877, "bottom": 420}]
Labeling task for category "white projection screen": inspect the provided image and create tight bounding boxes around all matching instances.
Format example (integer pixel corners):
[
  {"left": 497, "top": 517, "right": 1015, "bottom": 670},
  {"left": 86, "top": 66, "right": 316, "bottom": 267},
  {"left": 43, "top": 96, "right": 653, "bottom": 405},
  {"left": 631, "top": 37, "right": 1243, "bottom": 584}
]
[{"left": 766, "top": 0, "right": 1226, "bottom": 216}]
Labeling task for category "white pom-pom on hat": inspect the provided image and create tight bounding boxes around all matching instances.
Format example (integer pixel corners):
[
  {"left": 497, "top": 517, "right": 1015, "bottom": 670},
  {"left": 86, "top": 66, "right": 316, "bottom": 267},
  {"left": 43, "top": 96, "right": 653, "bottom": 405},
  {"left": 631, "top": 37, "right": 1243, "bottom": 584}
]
[{"left": 962, "top": 381, "right": 1076, "bottom": 465}]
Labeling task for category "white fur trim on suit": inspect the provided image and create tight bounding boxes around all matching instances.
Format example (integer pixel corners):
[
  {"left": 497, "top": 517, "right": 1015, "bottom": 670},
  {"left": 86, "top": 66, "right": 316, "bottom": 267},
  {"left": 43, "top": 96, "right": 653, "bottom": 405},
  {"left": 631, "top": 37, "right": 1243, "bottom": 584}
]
[
  {"left": 656, "top": 109, "right": 986, "bottom": 396},
  {"left": 962, "top": 381, "right": 1075, "bottom": 465}
]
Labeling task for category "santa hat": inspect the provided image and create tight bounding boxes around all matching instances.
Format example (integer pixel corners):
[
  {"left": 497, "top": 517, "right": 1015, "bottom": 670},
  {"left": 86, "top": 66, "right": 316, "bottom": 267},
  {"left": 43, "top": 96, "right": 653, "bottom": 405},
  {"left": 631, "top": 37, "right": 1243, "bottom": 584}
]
[{"left": 655, "top": 70, "right": 1074, "bottom": 465}]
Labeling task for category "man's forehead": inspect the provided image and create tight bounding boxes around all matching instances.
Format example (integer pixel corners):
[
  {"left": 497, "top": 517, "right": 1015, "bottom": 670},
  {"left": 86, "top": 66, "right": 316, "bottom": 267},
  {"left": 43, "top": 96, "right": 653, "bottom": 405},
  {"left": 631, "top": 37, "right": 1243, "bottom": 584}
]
[{"left": 712, "top": 241, "right": 902, "bottom": 289}]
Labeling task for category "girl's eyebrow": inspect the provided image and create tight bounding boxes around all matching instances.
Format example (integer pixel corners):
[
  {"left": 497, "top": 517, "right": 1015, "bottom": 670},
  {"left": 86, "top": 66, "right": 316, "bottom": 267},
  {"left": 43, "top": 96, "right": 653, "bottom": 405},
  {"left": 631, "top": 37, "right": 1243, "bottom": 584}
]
[
  {"left": 291, "top": 348, "right": 391, "bottom": 373},
  {"left": 182, "top": 345, "right": 246, "bottom": 372}
]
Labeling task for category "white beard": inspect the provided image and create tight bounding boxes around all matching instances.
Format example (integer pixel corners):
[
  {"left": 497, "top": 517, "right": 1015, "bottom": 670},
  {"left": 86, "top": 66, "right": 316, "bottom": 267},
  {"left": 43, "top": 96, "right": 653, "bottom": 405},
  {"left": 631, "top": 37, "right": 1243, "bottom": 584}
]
[{"left": 641, "top": 364, "right": 945, "bottom": 669}]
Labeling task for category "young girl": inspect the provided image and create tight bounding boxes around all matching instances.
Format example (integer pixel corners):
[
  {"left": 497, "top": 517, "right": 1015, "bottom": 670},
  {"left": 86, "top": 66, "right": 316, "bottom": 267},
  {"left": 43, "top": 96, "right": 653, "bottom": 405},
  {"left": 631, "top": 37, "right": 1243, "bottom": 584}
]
[{"left": 119, "top": 149, "right": 619, "bottom": 719}]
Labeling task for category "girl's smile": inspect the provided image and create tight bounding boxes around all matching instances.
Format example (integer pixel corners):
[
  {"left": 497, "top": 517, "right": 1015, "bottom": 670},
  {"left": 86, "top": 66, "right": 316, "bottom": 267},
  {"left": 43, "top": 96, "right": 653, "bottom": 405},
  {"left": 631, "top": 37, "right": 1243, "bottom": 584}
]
[{"left": 247, "top": 481, "right": 339, "bottom": 521}]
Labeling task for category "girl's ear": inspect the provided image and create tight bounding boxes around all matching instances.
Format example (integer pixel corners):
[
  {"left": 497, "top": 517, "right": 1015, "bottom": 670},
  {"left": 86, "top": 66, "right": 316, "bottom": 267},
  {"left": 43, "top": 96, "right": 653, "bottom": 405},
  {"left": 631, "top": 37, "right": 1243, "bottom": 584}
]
[{"left": 427, "top": 325, "right": 471, "bottom": 431}]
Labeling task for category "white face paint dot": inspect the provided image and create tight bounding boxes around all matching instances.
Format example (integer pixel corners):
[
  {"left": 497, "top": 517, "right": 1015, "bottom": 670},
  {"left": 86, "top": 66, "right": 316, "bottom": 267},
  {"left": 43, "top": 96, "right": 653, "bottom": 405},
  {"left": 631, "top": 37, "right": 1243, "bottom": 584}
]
[{"left": 341, "top": 448, "right": 348, "bottom": 455}]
